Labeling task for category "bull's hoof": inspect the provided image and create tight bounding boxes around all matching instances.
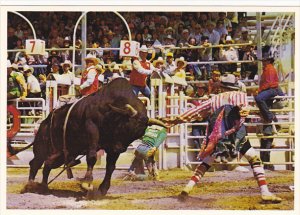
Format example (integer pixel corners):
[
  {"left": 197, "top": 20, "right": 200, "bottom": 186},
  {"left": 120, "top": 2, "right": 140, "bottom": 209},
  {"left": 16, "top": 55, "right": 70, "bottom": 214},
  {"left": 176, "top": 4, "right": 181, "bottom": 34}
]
[
  {"left": 178, "top": 191, "right": 188, "bottom": 202},
  {"left": 21, "top": 181, "right": 49, "bottom": 194},
  {"left": 80, "top": 182, "right": 94, "bottom": 191},
  {"left": 99, "top": 185, "right": 108, "bottom": 196}
]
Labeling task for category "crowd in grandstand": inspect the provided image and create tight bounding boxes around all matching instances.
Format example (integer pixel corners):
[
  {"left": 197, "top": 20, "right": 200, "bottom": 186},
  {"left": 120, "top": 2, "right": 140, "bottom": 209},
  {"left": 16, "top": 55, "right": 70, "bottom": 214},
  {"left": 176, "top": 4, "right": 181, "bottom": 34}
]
[{"left": 7, "top": 11, "right": 284, "bottom": 169}]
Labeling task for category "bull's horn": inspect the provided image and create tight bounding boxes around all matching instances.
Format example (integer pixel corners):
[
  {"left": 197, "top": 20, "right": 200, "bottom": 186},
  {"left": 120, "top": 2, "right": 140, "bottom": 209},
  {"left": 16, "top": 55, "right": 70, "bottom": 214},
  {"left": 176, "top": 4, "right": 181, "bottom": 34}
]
[
  {"left": 109, "top": 104, "right": 138, "bottom": 117},
  {"left": 148, "top": 118, "right": 167, "bottom": 128},
  {"left": 125, "top": 104, "right": 138, "bottom": 117}
]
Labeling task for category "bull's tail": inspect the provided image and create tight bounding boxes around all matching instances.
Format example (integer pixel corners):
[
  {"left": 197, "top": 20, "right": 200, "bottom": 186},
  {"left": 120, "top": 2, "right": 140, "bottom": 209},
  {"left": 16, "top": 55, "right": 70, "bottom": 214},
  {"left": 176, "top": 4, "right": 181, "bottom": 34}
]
[{"left": 7, "top": 141, "right": 35, "bottom": 158}]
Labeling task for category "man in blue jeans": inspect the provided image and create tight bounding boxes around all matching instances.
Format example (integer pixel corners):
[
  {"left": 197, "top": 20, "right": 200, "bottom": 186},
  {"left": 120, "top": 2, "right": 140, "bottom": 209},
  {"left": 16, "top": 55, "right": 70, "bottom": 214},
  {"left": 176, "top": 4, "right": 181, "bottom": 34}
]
[{"left": 255, "top": 46, "right": 284, "bottom": 132}]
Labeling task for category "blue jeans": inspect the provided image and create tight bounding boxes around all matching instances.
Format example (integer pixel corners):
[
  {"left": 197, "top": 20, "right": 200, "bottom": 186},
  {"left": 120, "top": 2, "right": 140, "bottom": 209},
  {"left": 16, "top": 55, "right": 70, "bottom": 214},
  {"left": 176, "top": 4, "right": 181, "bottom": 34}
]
[
  {"left": 132, "top": 85, "right": 151, "bottom": 98},
  {"left": 255, "top": 87, "right": 284, "bottom": 122}
]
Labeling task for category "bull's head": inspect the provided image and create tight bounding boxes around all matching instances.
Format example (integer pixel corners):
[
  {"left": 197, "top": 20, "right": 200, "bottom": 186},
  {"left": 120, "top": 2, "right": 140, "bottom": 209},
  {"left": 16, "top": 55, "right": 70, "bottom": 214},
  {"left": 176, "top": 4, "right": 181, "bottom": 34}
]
[{"left": 109, "top": 104, "right": 167, "bottom": 128}]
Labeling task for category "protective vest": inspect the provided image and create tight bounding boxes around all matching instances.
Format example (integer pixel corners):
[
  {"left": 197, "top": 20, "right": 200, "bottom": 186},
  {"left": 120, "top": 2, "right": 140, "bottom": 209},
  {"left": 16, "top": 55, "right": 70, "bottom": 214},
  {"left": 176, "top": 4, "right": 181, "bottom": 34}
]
[
  {"left": 129, "top": 60, "right": 150, "bottom": 87},
  {"left": 80, "top": 68, "right": 99, "bottom": 96}
]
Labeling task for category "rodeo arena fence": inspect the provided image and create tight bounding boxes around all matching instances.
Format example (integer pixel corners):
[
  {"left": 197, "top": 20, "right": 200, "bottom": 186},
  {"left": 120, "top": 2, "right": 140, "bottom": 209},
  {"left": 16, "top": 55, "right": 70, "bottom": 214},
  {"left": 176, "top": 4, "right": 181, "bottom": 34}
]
[{"left": 7, "top": 12, "right": 295, "bottom": 171}]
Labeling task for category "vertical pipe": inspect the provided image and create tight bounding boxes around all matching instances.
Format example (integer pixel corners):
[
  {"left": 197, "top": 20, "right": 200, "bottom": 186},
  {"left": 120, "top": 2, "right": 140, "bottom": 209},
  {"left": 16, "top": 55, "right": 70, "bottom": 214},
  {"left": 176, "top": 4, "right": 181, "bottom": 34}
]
[
  {"left": 179, "top": 91, "right": 185, "bottom": 169},
  {"left": 72, "top": 12, "right": 88, "bottom": 73},
  {"left": 81, "top": 12, "right": 87, "bottom": 68},
  {"left": 256, "top": 12, "right": 263, "bottom": 79}
]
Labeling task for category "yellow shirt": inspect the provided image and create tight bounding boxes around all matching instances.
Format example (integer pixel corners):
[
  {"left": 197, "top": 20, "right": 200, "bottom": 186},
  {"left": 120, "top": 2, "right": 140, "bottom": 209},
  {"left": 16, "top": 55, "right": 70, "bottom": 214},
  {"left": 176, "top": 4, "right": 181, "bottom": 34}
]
[{"left": 174, "top": 68, "right": 186, "bottom": 79}]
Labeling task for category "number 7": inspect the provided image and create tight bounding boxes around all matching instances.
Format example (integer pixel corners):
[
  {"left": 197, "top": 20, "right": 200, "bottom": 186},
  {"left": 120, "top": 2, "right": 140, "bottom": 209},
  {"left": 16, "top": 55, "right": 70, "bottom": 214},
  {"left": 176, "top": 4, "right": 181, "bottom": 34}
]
[{"left": 30, "top": 41, "right": 36, "bottom": 53}]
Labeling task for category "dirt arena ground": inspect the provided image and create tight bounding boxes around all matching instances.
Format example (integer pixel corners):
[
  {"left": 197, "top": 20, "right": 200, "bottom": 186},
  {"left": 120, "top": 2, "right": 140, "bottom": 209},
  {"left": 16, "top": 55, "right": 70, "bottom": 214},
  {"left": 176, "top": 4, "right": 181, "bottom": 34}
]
[{"left": 6, "top": 167, "right": 294, "bottom": 210}]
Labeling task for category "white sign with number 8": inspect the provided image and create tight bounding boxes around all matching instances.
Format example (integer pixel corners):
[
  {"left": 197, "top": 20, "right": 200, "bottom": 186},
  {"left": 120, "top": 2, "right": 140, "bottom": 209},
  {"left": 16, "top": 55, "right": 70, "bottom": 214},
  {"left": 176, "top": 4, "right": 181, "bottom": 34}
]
[
  {"left": 25, "top": 39, "right": 46, "bottom": 55},
  {"left": 120, "top": 40, "right": 140, "bottom": 57}
]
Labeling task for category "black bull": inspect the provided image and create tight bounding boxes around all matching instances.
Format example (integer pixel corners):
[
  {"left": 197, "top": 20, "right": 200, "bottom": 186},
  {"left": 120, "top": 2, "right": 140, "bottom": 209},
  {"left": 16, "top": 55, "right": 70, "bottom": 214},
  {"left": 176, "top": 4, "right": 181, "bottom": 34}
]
[{"left": 22, "top": 78, "right": 165, "bottom": 196}]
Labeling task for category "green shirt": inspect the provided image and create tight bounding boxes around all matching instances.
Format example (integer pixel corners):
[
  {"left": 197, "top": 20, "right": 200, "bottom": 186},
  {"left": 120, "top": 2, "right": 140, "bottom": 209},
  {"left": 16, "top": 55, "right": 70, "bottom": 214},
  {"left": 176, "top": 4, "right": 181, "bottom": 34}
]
[
  {"left": 142, "top": 125, "right": 167, "bottom": 148},
  {"left": 7, "top": 73, "right": 21, "bottom": 97}
]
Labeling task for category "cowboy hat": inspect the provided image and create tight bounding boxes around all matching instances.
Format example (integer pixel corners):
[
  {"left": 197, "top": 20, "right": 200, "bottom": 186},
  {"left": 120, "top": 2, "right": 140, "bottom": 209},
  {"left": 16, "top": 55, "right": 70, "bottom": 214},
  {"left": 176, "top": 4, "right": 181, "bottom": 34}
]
[
  {"left": 182, "top": 29, "right": 189, "bottom": 34},
  {"left": 166, "top": 52, "right": 174, "bottom": 57},
  {"left": 225, "top": 35, "right": 234, "bottom": 43},
  {"left": 61, "top": 60, "right": 72, "bottom": 67},
  {"left": 220, "top": 74, "right": 240, "bottom": 90},
  {"left": 175, "top": 56, "right": 187, "bottom": 68},
  {"left": 139, "top": 45, "right": 148, "bottom": 53},
  {"left": 84, "top": 53, "right": 100, "bottom": 65},
  {"left": 258, "top": 45, "right": 274, "bottom": 62},
  {"left": 164, "top": 27, "right": 175, "bottom": 34},
  {"left": 23, "top": 64, "right": 34, "bottom": 73},
  {"left": 64, "top": 36, "right": 71, "bottom": 41},
  {"left": 153, "top": 57, "right": 165, "bottom": 67},
  {"left": 106, "top": 30, "right": 115, "bottom": 36}
]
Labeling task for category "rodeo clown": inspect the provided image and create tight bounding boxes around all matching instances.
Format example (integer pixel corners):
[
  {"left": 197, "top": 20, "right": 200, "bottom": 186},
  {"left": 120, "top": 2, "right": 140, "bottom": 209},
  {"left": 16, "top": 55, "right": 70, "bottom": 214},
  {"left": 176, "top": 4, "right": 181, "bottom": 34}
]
[
  {"left": 124, "top": 125, "right": 167, "bottom": 181},
  {"left": 178, "top": 104, "right": 282, "bottom": 203}
]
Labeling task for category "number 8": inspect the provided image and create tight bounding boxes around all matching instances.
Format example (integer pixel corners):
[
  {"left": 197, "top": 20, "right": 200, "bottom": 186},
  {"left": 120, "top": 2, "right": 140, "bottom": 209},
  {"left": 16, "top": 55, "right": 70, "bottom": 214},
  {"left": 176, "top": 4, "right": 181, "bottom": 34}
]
[{"left": 123, "top": 42, "right": 131, "bottom": 54}]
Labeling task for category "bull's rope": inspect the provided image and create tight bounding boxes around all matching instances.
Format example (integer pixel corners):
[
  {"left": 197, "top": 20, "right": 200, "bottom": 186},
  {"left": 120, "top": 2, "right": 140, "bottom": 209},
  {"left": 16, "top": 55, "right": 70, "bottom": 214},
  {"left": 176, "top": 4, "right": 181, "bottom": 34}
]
[{"left": 62, "top": 96, "right": 87, "bottom": 165}]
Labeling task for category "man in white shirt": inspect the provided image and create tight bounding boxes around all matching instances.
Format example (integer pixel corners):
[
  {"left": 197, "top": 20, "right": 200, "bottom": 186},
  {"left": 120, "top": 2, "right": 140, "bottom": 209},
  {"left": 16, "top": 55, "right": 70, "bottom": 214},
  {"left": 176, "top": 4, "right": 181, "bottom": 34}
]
[
  {"left": 219, "top": 35, "right": 238, "bottom": 73},
  {"left": 163, "top": 52, "right": 176, "bottom": 76},
  {"left": 23, "top": 65, "right": 41, "bottom": 98},
  {"left": 60, "top": 60, "right": 75, "bottom": 86}
]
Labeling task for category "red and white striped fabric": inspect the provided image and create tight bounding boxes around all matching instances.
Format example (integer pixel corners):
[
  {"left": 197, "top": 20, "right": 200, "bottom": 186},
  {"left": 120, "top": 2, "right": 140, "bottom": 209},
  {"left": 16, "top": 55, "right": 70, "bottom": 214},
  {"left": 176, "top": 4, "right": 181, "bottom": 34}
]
[
  {"left": 176, "top": 91, "right": 248, "bottom": 124},
  {"left": 211, "top": 91, "right": 248, "bottom": 112}
]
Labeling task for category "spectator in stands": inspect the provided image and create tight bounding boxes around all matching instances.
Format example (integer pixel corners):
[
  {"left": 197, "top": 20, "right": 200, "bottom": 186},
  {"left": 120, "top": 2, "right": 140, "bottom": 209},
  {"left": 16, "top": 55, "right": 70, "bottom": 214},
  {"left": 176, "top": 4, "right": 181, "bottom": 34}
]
[
  {"left": 215, "top": 20, "right": 228, "bottom": 41},
  {"left": 203, "top": 21, "right": 220, "bottom": 45},
  {"left": 164, "top": 52, "right": 176, "bottom": 76},
  {"left": 23, "top": 65, "right": 42, "bottom": 98},
  {"left": 61, "top": 36, "right": 72, "bottom": 62},
  {"left": 47, "top": 63, "right": 61, "bottom": 81},
  {"left": 217, "top": 12, "right": 232, "bottom": 32},
  {"left": 189, "top": 24, "right": 202, "bottom": 45},
  {"left": 173, "top": 57, "right": 187, "bottom": 86},
  {"left": 164, "top": 27, "right": 176, "bottom": 41},
  {"left": 142, "top": 26, "right": 152, "bottom": 41},
  {"left": 208, "top": 70, "right": 222, "bottom": 95},
  {"left": 219, "top": 35, "right": 238, "bottom": 73},
  {"left": 177, "top": 29, "right": 190, "bottom": 47},
  {"left": 162, "top": 34, "right": 176, "bottom": 47},
  {"left": 242, "top": 45, "right": 258, "bottom": 79},
  {"left": 78, "top": 54, "right": 100, "bottom": 96},
  {"left": 255, "top": 46, "right": 284, "bottom": 133},
  {"left": 7, "top": 60, "right": 27, "bottom": 100},
  {"left": 134, "top": 33, "right": 143, "bottom": 45},
  {"left": 233, "top": 71, "right": 246, "bottom": 92},
  {"left": 130, "top": 45, "right": 158, "bottom": 98},
  {"left": 199, "top": 36, "right": 212, "bottom": 79},
  {"left": 60, "top": 60, "right": 75, "bottom": 86},
  {"left": 237, "top": 27, "right": 252, "bottom": 60}
]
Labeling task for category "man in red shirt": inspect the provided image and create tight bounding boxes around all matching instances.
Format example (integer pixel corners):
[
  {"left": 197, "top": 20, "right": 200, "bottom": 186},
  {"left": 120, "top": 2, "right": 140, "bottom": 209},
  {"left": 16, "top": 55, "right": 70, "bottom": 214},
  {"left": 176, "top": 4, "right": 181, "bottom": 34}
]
[
  {"left": 130, "top": 45, "right": 158, "bottom": 98},
  {"left": 254, "top": 46, "right": 284, "bottom": 123}
]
